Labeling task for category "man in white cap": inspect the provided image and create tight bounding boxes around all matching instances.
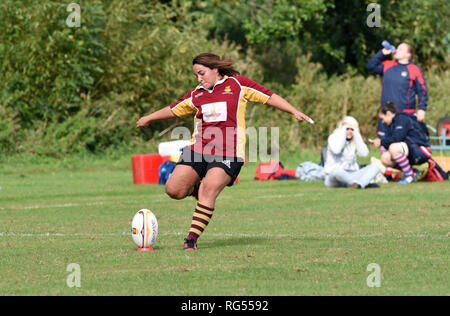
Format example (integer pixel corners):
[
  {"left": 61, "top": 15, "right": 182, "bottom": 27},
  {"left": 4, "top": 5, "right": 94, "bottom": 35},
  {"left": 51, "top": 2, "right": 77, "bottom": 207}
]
[{"left": 324, "top": 116, "right": 380, "bottom": 189}]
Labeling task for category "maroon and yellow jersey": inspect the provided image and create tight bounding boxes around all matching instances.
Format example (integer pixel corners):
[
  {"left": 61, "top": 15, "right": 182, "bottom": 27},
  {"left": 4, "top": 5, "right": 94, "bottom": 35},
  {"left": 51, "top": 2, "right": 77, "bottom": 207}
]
[{"left": 169, "top": 76, "right": 273, "bottom": 158}]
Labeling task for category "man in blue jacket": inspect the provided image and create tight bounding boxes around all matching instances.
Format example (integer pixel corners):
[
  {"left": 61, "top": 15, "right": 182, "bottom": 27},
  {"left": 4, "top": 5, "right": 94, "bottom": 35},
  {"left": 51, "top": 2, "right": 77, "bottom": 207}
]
[
  {"left": 374, "top": 102, "right": 432, "bottom": 184},
  {"left": 367, "top": 43, "right": 428, "bottom": 139}
]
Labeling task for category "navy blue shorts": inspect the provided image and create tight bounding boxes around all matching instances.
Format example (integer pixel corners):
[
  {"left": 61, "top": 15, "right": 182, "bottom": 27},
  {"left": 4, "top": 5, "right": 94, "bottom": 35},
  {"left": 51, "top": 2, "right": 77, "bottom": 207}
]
[
  {"left": 177, "top": 147, "right": 244, "bottom": 186},
  {"left": 407, "top": 143, "right": 432, "bottom": 165}
]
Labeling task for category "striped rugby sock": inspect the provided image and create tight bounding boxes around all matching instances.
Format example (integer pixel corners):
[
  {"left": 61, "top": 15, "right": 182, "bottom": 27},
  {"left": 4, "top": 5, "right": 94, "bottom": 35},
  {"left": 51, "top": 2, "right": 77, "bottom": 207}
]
[
  {"left": 393, "top": 153, "right": 413, "bottom": 177},
  {"left": 187, "top": 202, "right": 214, "bottom": 241}
]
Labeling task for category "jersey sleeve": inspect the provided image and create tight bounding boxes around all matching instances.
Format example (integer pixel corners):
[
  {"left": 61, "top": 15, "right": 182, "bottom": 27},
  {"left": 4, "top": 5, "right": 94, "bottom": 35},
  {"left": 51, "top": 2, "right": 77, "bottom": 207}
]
[
  {"left": 169, "top": 90, "right": 197, "bottom": 118},
  {"left": 235, "top": 76, "right": 273, "bottom": 104},
  {"left": 413, "top": 66, "right": 428, "bottom": 111},
  {"left": 367, "top": 50, "right": 387, "bottom": 75}
]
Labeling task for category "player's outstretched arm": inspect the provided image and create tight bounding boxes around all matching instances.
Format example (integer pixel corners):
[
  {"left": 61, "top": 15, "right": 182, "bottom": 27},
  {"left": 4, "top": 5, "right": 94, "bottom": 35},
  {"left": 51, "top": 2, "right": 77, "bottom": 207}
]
[
  {"left": 266, "top": 93, "right": 313, "bottom": 124},
  {"left": 136, "top": 106, "right": 176, "bottom": 128}
]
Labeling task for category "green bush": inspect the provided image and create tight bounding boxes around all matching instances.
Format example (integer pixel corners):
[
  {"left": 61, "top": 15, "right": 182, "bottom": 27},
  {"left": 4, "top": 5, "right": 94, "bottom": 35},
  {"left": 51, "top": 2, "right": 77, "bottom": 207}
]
[
  {"left": 0, "top": 1, "right": 448, "bottom": 157},
  {"left": 0, "top": 106, "right": 20, "bottom": 154},
  {"left": 0, "top": 0, "right": 246, "bottom": 155},
  {"left": 0, "top": 0, "right": 107, "bottom": 126}
]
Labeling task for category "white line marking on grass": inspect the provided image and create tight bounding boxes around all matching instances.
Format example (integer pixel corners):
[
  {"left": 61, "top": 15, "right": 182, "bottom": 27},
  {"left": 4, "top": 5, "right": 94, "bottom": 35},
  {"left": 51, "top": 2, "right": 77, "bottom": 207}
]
[
  {"left": 22, "top": 202, "right": 106, "bottom": 210},
  {"left": 0, "top": 231, "right": 445, "bottom": 240},
  {"left": 163, "top": 232, "right": 443, "bottom": 239},
  {"left": 0, "top": 232, "right": 129, "bottom": 237},
  {"left": 1, "top": 202, "right": 107, "bottom": 211}
]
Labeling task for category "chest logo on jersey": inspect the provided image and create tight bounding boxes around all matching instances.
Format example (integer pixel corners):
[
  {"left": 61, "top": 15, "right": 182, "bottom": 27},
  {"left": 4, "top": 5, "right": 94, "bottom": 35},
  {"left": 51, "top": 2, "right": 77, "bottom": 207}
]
[
  {"left": 195, "top": 92, "right": 204, "bottom": 98},
  {"left": 222, "top": 86, "right": 233, "bottom": 95},
  {"left": 202, "top": 102, "right": 227, "bottom": 123},
  {"left": 401, "top": 71, "right": 408, "bottom": 77}
]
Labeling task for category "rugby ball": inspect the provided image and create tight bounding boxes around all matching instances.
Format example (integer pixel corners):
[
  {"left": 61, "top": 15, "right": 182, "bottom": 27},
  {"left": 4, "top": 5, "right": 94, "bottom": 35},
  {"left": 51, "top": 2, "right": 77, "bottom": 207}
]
[{"left": 131, "top": 209, "right": 158, "bottom": 248}]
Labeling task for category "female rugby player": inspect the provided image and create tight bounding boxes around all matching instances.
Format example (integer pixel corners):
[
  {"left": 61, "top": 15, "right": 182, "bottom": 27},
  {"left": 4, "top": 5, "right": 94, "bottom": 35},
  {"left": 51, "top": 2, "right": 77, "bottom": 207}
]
[{"left": 137, "top": 53, "right": 312, "bottom": 250}]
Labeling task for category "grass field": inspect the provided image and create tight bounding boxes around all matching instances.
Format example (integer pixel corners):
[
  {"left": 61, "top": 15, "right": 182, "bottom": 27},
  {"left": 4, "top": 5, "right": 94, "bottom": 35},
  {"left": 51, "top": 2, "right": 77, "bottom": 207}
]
[{"left": 0, "top": 152, "right": 449, "bottom": 296}]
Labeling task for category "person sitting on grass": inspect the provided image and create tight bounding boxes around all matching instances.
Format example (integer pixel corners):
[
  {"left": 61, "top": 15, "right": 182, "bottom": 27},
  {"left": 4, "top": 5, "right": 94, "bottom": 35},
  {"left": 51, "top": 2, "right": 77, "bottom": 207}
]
[
  {"left": 324, "top": 116, "right": 380, "bottom": 189},
  {"left": 373, "top": 101, "right": 432, "bottom": 184}
]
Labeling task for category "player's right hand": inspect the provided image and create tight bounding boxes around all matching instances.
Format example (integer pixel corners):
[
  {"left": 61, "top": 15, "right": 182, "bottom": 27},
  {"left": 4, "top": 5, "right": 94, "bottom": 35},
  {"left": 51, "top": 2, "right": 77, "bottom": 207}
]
[
  {"left": 382, "top": 48, "right": 392, "bottom": 55},
  {"left": 373, "top": 138, "right": 381, "bottom": 148},
  {"left": 136, "top": 116, "right": 150, "bottom": 128}
]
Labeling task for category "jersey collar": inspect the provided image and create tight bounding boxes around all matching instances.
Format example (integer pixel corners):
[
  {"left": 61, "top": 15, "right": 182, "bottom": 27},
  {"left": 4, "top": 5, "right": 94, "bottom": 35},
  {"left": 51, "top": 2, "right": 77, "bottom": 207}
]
[{"left": 198, "top": 76, "right": 229, "bottom": 92}]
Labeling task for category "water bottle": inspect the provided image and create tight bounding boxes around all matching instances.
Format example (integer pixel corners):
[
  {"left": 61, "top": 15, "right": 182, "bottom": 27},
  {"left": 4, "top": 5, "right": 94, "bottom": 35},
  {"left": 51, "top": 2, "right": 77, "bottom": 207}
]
[{"left": 382, "top": 40, "right": 396, "bottom": 53}]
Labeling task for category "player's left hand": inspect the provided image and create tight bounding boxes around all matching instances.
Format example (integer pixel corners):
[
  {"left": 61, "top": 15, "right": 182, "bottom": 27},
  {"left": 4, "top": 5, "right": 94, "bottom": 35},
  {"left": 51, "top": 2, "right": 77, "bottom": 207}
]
[{"left": 293, "top": 111, "right": 314, "bottom": 124}]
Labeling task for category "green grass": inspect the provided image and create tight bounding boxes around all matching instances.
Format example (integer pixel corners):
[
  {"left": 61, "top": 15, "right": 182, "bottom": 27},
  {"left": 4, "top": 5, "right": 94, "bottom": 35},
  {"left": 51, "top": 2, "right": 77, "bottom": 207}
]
[{"left": 0, "top": 151, "right": 449, "bottom": 296}]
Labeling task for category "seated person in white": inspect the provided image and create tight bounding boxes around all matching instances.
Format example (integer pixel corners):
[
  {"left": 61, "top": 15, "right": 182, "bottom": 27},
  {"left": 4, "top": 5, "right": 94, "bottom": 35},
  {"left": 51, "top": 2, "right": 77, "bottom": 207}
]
[{"left": 324, "top": 116, "right": 380, "bottom": 189}]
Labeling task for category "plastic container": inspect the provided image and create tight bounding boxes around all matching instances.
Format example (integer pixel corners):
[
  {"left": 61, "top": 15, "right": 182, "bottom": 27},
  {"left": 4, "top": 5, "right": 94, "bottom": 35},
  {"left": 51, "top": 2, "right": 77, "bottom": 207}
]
[
  {"left": 158, "top": 140, "right": 190, "bottom": 156},
  {"left": 382, "top": 40, "right": 396, "bottom": 53},
  {"left": 132, "top": 154, "right": 170, "bottom": 184}
]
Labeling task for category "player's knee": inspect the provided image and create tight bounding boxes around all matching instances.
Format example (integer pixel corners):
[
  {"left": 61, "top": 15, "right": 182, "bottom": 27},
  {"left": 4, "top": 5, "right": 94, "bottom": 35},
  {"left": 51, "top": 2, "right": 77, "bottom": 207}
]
[
  {"left": 381, "top": 152, "right": 392, "bottom": 166},
  {"left": 165, "top": 183, "right": 186, "bottom": 200},
  {"left": 388, "top": 143, "right": 403, "bottom": 156}
]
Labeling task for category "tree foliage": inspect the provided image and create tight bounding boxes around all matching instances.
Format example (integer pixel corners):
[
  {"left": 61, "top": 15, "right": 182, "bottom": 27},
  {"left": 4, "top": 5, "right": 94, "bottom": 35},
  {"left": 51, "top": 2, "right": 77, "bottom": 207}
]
[
  {"left": 0, "top": 0, "right": 241, "bottom": 155},
  {"left": 0, "top": 0, "right": 448, "bottom": 156},
  {"left": 199, "top": 0, "right": 450, "bottom": 74}
]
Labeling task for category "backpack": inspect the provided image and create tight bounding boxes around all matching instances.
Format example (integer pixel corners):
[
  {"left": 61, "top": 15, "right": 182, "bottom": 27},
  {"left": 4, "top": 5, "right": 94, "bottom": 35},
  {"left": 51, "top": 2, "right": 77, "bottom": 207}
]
[
  {"left": 158, "top": 161, "right": 177, "bottom": 185},
  {"left": 255, "top": 161, "right": 297, "bottom": 180},
  {"left": 319, "top": 146, "right": 328, "bottom": 167}
]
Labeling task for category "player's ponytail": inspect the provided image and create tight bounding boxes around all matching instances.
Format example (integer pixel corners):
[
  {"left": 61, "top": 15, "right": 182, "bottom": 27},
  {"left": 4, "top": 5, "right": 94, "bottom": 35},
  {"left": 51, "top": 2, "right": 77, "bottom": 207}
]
[{"left": 193, "top": 53, "right": 240, "bottom": 77}]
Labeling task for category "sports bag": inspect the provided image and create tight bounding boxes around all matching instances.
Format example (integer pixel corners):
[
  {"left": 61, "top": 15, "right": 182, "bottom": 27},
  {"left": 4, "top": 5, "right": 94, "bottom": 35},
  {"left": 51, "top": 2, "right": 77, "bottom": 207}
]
[
  {"left": 158, "top": 161, "right": 177, "bottom": 185},
  {"left": 296, "top": 162, "right": 325, "bottom": 181},
  {"left": 255, "top": 161, "right": 297, "bottom": 180},
  {"left": 422, "top": 159, "right": 448, "bottom": 182}
]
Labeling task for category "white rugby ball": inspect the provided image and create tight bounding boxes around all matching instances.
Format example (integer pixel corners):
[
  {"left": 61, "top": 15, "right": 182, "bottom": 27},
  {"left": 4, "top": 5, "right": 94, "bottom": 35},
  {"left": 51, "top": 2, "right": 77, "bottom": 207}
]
[{"left": 131, "top": 209, "right": 158, "bottom": 248}]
